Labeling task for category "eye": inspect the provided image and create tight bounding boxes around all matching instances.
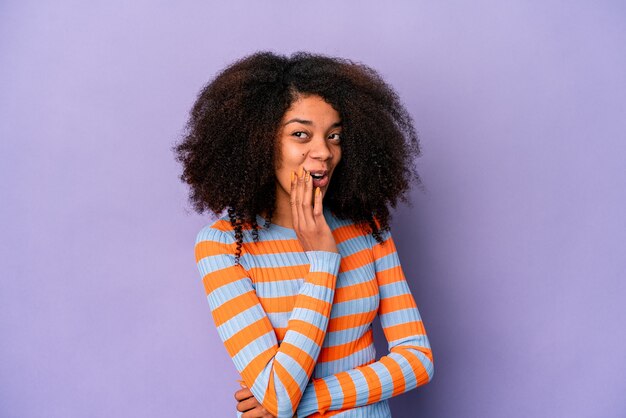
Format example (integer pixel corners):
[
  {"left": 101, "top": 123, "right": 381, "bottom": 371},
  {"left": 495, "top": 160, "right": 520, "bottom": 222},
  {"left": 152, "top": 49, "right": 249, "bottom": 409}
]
[
  {"left": 292, "top": 131, "right": 309, "bottom": 139},
  {"left": 328, "top": 133, "right": 341, "bottom": 143}
]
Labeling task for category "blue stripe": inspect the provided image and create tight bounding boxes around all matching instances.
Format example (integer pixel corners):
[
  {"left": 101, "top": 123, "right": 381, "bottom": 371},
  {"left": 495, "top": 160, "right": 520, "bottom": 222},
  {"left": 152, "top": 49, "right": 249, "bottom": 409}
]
[
  {"left": 216, "top": 304, "right": 268, "bottom": 341},
  {"left": 315, "top": 344, "right": 376, "bottom": 377},
  {"left": 378, "top": 281, "right": 410, "bottom": 298},
  {"left": 323, "top": 324, "right": 371, "bottom": 347},
  {"left": 370, "top": 361, "right": 395, "bottom": 399},
  {"left": 347, "top": 368, "right": 370, "bottom": 406},
  {"left": 282, "top": 330, "right": 322, "bottom": 359},
  {"left": 322, "top": 375, "right": 345, "bottom": 409},
  {"left": 374, "top": 252, "right": 400, "bottom": 271},
  {"left": 239, "top": 252, "right": 308, "bottom": 268},
  {"left": 267, "top": 311, "right": 290, "bottom": 327},
  {"left": 331, "top": 295, "right": 379, "bottom": 318},
  {"left": 388, "top": 351, "right": 417, "bottom": 390},
  {"left": 379, "top": 308, "right": 422, "bottom": 328},
  {"left": 196, "top": 253, "right": 235, "bottom": 277},
  {"left": 205, "top": 277, "right": 254, "bottom": 310},
  {"left": 256, "top": 278, "right": 304, "bottom": 298},
  {"left": 232, "top": 331, "right": 276, "bottom": 371},
  {"left": 275, "top": 349, "right": 309, "bottom": 389},
  {"left": 413, "top": 349, "right": 435, "bottom": 381},
  {"left": 336, "top": 235, "right": 372, "bottom": 257},
  {"left": 336, "top": 264, "right": 376, "bottom": 288}
]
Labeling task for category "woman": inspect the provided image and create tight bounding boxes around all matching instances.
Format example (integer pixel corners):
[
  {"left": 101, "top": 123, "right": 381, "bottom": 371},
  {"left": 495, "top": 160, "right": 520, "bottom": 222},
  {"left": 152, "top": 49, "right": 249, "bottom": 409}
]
[{"left": 174, "top": 51, "right": 434, "bottom": 418}]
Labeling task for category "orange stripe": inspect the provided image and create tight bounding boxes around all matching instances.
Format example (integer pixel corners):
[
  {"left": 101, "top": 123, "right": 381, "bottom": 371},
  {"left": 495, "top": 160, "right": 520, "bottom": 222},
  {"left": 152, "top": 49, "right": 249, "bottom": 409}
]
[
  {"left": 279, "top": 342, "right": 316, "bottom": 375},
  {"left": 334, "top": 278, "right": 378, "bottom": 303},
  {"left": 258, "top": 294, "right": 297, "bottom": 313},
  {"left": 313, "top": 378, "right": 332, "bottom": 414},
  {"left": 275, "top": 327, "right": 286, "bottom": 342},
  {"left": 241, "top": 346, "right": 275, "bottom": 388},
  {"left": 318, "top": 333, "right": 373, "bottom": 363},
  {"left": 242, "top": 238, "right": 302, "bottom": 255},
  {"left": 401, "top": 345, "right": 434, "bottom": 364},
  {"left": 195, "top": 239, "right": 235, "bottom": 261},
  {"left": 361, "top": 364, "right": 382, "bottom": 404},
  {"left": 373, "top": 235, "right": 396, "bottom": 259},
  {"left": 332, "top": 224, "right": 368, "bottom": 244},
  {"left": 399, "top": 348, "right": 431, "bottom": 385},
  {"left": 211, "top": 219, "right": 255, "bottom": 232},
  {"left": 264, "top": 369, "right": 280, "bottom": 416},
  {"left": 274, "top": 361, "right": 302, "bottom": 412},
  {"left": 379, "top": 294, "right": 417, "bottom": 314},
  {"left": 339, "top": 248, "right": 374, "bottom": 273},
  {"left": 296, "top": 294, "right": 333, "bottom": 316},
  {"left": 211, "top": 291, "right": 257, "bottom": 326},
  {"left": 304, "top": 271, "right": 337, "bottom": 287},
  {"left": 288, "top": 319, "right": 325, "bottom": 346},
  {"left": 327, "top": 311, "right": 377, "bottom": 332},
  {"left": 335, "top": 371, "right": 357, "bottom": 409},
  {"left": 376, "top": 265, "right": 405, "bottom": 285},
  {"left": 380, "top": 356, "right": 406, "bottom": 396},
  {"left": 249, "top": 264, "right": 309, "bottom": 283},
  {"left": 223, "top": 317, "right": 274, "bottom": 357},
  {"left": 201, "top": 266, "right": 247, "bottom": 294},
  {"left": 383, "top": 321, "right": 425, "bottom": 342}
]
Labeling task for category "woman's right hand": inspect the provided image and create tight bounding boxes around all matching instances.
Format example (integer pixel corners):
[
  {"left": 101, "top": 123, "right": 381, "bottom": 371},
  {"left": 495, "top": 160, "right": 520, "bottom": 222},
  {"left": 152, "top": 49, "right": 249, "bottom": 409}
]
[
  {"left": 234, "top": 385, "right": 277, "bottom": 418},
  {"left": 290, "top": 168, "right": 339, "bottom": 254}
]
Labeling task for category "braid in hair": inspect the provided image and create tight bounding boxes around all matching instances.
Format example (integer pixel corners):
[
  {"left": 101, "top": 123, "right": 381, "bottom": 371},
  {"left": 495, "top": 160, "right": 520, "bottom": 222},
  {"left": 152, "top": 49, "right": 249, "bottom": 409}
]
[{"left": 227, "top": 207, "right": 244, "bottom": 265}]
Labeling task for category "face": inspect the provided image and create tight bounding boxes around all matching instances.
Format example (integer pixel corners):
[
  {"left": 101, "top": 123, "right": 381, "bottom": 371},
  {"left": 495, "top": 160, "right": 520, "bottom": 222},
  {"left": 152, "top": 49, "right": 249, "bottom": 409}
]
[{"left": 274, "top": 94, "right": 342, "bottom": 210}]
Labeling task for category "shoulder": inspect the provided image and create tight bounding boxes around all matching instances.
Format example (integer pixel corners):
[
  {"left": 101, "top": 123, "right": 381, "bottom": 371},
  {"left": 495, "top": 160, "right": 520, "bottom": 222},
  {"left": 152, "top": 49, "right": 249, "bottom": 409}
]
[
  {"left": 326, "top": 209, "right": 392, "bottom": 250},
  {"left": 196, "top": 216, "right": 236, "bottom": 245},
  {"left": 195, "top": 215, "right": 237, "bottom": 245},
  {"left": 194, "top": 215, "right": 239, "bottom": 263}
]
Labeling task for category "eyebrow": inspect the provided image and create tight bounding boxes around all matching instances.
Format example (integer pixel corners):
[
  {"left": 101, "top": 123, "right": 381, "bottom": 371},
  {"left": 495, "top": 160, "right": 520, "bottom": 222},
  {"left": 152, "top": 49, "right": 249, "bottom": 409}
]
[{"left": 283, "top": 118, "right": 342, "bottom": 128}]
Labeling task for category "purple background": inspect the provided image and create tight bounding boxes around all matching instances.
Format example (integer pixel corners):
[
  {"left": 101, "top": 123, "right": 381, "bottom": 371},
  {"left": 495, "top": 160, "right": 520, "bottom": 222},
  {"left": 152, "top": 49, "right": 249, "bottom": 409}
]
[{"left": 2, "top": 1, "right": 625, "bottom": 417}]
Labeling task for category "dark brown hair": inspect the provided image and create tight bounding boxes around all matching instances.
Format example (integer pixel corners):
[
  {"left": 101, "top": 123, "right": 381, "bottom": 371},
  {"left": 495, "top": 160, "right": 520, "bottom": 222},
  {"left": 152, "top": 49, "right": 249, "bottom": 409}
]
[{"left": 173, "top": 51, "right": 421, "bottom": 262}]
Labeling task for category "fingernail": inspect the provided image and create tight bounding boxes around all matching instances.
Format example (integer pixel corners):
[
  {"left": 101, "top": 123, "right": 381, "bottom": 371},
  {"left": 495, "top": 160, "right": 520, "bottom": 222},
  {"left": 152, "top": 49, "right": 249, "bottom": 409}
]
[
  {"left": 291, "top": 171, "right": 295, "bottom": 183},
  {"left": 316, "top": 187, "right": 321, "bottom": 197},
  {"left": 305, "top": 171, "right": 310, "bottom": 182},
  {"left": 299, "top": 166, "right": 303, "bottom": 178}
]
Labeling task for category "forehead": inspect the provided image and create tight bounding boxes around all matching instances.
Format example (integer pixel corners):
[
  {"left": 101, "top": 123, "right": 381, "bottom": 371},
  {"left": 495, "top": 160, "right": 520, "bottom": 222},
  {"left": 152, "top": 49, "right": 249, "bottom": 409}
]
[{"left": 281, "top": 94, "right": 340, "bottom": 123}]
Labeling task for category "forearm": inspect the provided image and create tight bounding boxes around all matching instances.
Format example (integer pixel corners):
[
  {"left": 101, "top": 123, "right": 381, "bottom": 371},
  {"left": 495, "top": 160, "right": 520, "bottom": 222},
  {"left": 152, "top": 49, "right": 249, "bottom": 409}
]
[
  {"left": 295, "top": 330, "right": 433, "bottom": 416},
  {"left": 296, "top": 231, "right": 434, "bottom": 417},
  {"left": 197, "top": 226, "right": 341, "bottom": 418},
  {"left": 240, "top": 251, "right": 340, "bottom": 416}
]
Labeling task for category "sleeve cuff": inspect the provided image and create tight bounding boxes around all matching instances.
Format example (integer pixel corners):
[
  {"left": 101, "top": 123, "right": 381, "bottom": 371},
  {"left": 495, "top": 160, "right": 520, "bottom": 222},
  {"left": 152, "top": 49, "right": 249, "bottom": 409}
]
[{"left": 305, "top": 250, "right": 341, "bottom": 274}]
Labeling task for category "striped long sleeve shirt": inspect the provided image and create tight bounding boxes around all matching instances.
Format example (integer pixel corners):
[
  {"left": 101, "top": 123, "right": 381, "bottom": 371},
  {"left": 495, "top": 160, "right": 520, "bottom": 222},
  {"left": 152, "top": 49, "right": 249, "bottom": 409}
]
[{"left": 195, "top": 208, "right": 434, "bottom": 418}]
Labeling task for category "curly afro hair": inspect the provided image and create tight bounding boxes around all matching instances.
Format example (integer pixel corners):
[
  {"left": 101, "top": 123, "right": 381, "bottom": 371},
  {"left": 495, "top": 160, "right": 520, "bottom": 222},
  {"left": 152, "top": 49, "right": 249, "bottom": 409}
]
[{"left": 173, "top": 51, "right": 421, "bottom": 263}]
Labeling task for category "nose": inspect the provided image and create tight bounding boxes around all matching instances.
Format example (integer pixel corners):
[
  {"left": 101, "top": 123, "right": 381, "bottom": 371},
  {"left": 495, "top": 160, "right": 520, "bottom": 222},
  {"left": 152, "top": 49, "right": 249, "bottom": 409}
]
[{"left": 309, "top": 136, "right": 333, "bottom": 161}]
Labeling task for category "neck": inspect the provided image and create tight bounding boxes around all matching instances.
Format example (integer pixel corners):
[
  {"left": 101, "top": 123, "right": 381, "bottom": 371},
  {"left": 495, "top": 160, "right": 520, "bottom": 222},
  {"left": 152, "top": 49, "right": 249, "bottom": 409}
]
[{"left": 262, "top": 191, "right": 293, "bottom": 229}]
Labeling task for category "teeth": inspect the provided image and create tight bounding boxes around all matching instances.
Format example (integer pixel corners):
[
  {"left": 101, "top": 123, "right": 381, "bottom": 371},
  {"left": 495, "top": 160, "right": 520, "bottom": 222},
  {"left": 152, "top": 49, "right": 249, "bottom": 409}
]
[{"left": 311, "top": 173, "right": 324, "bottom": 179}]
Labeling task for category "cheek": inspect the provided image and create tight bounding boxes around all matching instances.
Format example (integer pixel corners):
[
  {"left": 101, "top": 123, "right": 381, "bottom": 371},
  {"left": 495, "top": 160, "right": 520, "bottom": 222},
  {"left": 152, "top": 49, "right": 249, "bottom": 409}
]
[{"left": 280, "top": 146, "right": 305, "bottom": 168}]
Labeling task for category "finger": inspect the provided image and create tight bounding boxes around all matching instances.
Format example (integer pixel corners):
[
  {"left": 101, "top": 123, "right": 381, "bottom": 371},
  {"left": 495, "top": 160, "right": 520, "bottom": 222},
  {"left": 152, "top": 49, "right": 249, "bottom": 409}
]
[
  {"left": 313, "top": 186, "right": 324, "bottom": 220},
  {"left": 296, "top": 167, "right": 307, "bottom": 228},
  {"left": 236, "top": 397, "right": 259, "bottom": 412},
  {"left": 242, "top": 406, "right": 267, "bottom": 418},
  {"left": 289, "top": 171, "right": 299, "bottom": 231},
  {"left": 234, "top": 388, "right": 253, "bottom": 401},
  {"left": 302, "top": 169, "right": 315, "bottom": 226}
]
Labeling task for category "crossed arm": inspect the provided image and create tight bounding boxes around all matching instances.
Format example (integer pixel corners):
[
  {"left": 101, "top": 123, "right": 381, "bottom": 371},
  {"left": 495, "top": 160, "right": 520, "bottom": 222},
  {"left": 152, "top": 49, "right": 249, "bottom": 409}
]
[
  {"left": 295, "top": 231, "right": 434, "bottom": 417},
  {"left": 195, "top": 225, "right": 341, "bottom": 418},
  {"left": 234, "top": 230, "right": 434, "bottom": 417}
]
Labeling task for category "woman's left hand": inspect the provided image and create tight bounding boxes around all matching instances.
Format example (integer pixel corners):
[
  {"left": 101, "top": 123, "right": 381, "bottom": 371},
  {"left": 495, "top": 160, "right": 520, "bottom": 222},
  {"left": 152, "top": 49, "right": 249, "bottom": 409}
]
[{"left": 234, "top": 386, "right": 278, "bottom": 418}]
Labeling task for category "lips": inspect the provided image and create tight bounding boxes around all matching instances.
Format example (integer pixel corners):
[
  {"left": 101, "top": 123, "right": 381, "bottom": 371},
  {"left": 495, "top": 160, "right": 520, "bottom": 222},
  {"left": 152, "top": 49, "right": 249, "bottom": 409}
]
[
  {"left": 305, "top": 169, "right": 329, "bottom": 188},
  {"left": 312, "top": 174, "right": 329, "bottom": 188}
]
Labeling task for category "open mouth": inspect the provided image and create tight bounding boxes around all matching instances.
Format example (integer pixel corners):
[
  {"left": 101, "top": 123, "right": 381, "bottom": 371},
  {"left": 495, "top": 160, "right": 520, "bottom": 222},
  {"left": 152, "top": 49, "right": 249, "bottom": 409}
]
[{"left": 307, "top": 170, "right": 329, "bottom": 188}]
